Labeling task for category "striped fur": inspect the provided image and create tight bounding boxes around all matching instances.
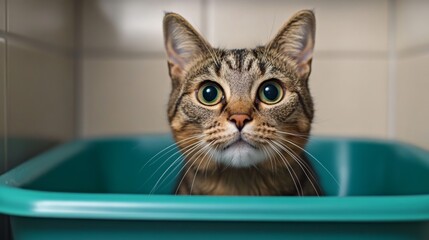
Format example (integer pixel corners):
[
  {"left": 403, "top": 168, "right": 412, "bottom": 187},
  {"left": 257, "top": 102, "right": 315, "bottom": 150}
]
[{"left": 163, "top": 10, "right": 321, "bottom": 196}]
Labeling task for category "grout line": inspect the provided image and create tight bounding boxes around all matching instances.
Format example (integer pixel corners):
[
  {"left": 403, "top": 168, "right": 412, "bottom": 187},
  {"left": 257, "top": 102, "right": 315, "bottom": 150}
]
[
  {"left": 4, "top": 0, "right": 8, "bottom": 173},
  {"left": 186, "top": 0, "right": 208, "bottom": 44},
  {"left": 206, "top": 0, "right": 214, "bottom": 44},
  {"left": 397, "top": 43, "right": 429, "bottom": 58},
  {"left": 3, "top": 1, "right": 9, "bottom": 239},
  {"left": 0, "top": 30, "right": 73, "bottom": 57},
  {"left": 1, "top": 34, "right": 427, "bottom": 60},
  {"left": 81, "top": 49, "right": 389, "bottom": 60},
  {"left": 200, "top": 0, "right": 208, "bottom": 37},
  {"left": 74, "top": 0, "right": 83, "bottom": 138},
  {"left": 1, "top": 38, "right": 6, "bottom": 173},
  {"left": 314, "top": 50, "right": 388, "bottom": 59},
  {"left": 82, "top": 50, "right": 166, "bottom": 59},
  {"left": 387, "top": 0, "right": 397, "bottom": 139}
]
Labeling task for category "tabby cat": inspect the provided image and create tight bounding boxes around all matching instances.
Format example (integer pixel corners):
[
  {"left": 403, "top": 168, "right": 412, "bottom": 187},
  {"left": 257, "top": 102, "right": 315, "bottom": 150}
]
[{"left": 162, "top": 10, "right": 321, "bottom": 196}]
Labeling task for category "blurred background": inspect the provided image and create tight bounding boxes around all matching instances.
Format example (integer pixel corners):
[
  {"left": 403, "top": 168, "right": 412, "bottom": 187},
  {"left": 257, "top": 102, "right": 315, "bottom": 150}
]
[{"left": 0, "top": 0, "right": 429, "bottom": 238}]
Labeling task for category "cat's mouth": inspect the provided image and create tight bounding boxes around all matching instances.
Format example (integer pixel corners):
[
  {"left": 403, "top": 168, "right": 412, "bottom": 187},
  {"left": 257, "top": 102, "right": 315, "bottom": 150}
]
[
  {"left": 223, "top": 136, "right": 257, "bottom": 150},
  {"left": 213, "top": 135, "right": 265, "bottom": 167}
]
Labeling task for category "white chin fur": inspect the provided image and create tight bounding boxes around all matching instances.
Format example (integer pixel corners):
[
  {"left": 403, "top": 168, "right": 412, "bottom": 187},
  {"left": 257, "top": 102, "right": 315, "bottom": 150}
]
[{"left": 213, "top": 142, "right": 266, "bottom": 168}]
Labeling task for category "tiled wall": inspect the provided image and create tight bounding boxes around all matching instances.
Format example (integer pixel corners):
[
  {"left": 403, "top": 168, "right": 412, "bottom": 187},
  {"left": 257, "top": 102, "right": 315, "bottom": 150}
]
[
  {"left": 81, "top": 0, "right": 203, "bottom": 136},
  {"left": 3, "top": 0, "right": 75, "bottom": 167},
  {"left": 395, "top": 0, "right": 429, "bottom": 149},
  {"left": 81, "top": 0, "right": 391, "bottom": 139},
  {"left": 0, "top": 0, "right": 76, "bottom": 238}
]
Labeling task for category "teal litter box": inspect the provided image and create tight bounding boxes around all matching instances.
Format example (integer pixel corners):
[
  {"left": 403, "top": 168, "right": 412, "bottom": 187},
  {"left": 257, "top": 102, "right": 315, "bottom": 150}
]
[{"left": 0, "top": 134, "right": 429, "bottom": 240}]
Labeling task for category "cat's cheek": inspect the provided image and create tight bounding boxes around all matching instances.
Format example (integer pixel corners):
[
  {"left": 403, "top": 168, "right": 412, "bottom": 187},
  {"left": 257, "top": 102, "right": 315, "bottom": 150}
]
[
  {"left": 297, "top": 117, "right": 311, "bottom": 133},
  {"left": 170, "top": 118, "right": 183, "bottom": 132}
]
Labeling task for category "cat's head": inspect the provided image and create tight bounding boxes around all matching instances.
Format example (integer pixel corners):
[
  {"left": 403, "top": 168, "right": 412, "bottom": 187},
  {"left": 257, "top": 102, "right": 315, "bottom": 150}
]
[{"left": 163, "top": 10, "right": 315, "bottom": 169}]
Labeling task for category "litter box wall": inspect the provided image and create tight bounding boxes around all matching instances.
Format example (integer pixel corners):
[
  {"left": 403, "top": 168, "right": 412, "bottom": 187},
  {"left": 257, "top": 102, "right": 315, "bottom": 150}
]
[{"left": 0, "top": 0, "right": 77, "bottom": 239}]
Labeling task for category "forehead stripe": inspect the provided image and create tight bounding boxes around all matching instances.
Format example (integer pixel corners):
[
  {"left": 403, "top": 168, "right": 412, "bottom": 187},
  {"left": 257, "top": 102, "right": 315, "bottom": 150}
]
[
  {"left": 295, "top": 91, "right": 313, "bottom": 120},
  {"left": 246, "top": 58, "right": 254, "bottom": 71},
  {"left": 170, "top": 91, "right": 186, "bottom": 121}
]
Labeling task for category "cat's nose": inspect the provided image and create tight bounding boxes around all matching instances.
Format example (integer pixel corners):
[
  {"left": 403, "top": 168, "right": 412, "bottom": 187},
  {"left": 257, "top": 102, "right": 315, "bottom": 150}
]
[{"left": 229, "top": 114, "right": 252, "bottom": 131}]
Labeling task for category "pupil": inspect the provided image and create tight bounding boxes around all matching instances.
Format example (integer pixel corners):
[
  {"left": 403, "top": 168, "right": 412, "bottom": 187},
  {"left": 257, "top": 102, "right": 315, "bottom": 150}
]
[
  {"left": 203, "top": 86, "right": 218, "bottom": 102},
  {"left": 264, "top": 84, "right": 279, "bottom": 101}
]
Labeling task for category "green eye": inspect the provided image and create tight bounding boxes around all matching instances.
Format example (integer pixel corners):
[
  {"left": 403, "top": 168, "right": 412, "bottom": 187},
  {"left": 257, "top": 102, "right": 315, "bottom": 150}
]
[
  {"left": 258, "top": 80, "right": 284, "bottom": 105},
  {"left": 197, "top": 82, "right": 223, "bottom": 106}
]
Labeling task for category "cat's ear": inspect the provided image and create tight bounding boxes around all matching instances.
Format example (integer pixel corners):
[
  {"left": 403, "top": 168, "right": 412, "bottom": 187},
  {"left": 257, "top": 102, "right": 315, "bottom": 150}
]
[
  {"left": 267, "top": 10, "right": 315, "bottom": 79},
  {"left": 163, "top": 13, "right": 211, "bottom": 80}
]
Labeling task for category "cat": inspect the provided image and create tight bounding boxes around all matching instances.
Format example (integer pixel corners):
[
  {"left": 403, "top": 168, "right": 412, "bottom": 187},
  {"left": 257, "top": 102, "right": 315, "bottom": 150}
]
[{"left": 162, "top": 10, "right": 321, "bottom": 196}]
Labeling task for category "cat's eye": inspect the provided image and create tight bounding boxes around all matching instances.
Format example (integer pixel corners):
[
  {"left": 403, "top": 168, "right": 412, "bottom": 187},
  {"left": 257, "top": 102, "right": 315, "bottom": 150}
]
[
  {"left": 258, "top": 80, "right": 284, "bottom": 105},
  {"left": 197, "top": 82, "right": 223, "bottom": 106}
]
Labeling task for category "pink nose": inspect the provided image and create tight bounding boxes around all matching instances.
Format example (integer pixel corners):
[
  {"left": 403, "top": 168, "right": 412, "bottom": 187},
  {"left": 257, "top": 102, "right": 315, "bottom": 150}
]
[{"left": 229, "top": 114, "right": 252, "bottom": 131}]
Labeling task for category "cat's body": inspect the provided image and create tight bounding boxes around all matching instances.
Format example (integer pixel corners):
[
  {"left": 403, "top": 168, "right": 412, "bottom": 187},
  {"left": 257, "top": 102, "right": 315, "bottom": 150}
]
[{"left": 163, "top": 10, "right": 321, "bottom": 196}]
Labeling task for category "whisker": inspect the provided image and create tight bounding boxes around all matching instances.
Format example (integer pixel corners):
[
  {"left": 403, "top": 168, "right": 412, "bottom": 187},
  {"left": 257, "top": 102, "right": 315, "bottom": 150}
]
[
  {"left": 149, "top": 140, "right": 206, "bottom": 194},
  {"left": 174, "top": 146, "right": 206, "bottom": 195},
  {"left": 267, "top": 141, "right": 302, "bottom": 196},
  {"left": 150, "top": 140, "right": 211, "bottom": 193},
  {"left": 275, "top": 130, "right": 310, "bottom": 139},
  {"left": 139, "top": 135, "right": 201, "bottom": 172},
  {"left": 148, "top": 142, "right": 203, "bottom": 195},
  {"left": 275, "top": 141, "right": 318, "bottom": 183},
  {"left": 188, "top": 141, "right": 216, "bottom": 194},
  {"left": 261, "top": 145, "right": 274, "bottom": 172},
  {"left": 203, "top": 145, "right": 217, "bottom": 178},
  {"left": 174, "top": 142, "right": 214, "bottom": 195},
  {"left": 272, "top": 140, "right": 320, "bottom": 196},
  {"left": 279, "top": 137, "right": 340, "bottom": 187},
  {"left": 190, "top": 143, "right": 213, "bottom": 194},
  {"left": 265, "top": 145, "right": 279, "bottom": 173},
  {"left": 142, "top": 140, "right": 203, "bottom": 193}
]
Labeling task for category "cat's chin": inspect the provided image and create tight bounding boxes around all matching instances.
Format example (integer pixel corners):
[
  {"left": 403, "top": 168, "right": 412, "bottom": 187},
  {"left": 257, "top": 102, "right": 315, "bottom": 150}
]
[{"left": 213, "top": 140, "right": 266, "bottom": 168}]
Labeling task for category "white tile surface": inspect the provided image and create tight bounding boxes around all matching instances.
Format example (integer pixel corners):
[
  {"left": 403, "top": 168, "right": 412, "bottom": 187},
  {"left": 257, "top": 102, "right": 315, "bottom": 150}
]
[
  {"left": 0, "top": 0, "right": 5, "bottom": 31},
  {"left": 207, "top": 0, "right": 388, "bottom": 52},
  {"left": 7, "top": 40, "right": 75, "bottom": 140},
  {"left": 396, "top": 53, "right": 429, "bottom": 150},
  {"left": 310, "top": 57, "right": 388, "bottom": 138},
  {"left": 8, "top": 0, "right": 75, "bottom": 48},
  {"left": 82, "top": 0, "right": 203, "bottom": 54},
  {"left": 82, "top": 58, "right": 171, "bottom": 137},
  {"left": 396, "top": 0, "right": 429, "bottom": 52}
]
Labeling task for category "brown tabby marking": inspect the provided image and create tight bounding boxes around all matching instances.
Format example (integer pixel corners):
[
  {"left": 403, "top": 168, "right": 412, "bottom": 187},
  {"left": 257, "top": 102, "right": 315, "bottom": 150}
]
[{"left": 163, "top": 10, "right": 321, "bottom": 196}]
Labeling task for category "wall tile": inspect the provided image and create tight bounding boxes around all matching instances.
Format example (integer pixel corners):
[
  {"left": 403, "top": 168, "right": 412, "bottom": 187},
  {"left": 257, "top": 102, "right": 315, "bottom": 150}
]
[
  {"left": 0, "top": 38, "right": 5, "bottom": 174},
  {"left": 8, "top": 0, "right": 75, "bottom": 49},
  {"left": 0, "top": 0, "right": 5, "bottom": 31},
  {"left": 396, "top": 54, "right": 429, "bottom": 150},
  {"left": 82, "top": 0, "right": 202, "bottom": 54},
  {"left": 7, "top": 40, "right": 74, "bottom": 168},
  {"left": 310, "top": 57, "right": 388, "bottom": 138},
  {"left": 82, "top": 58, "right": 170, "bottom": 137},
  {"left": 396, "top": 0, "right": 429, "bottom": 52},
  {"left": 207, "top": 0, "right": 388, "bottom": 52}
]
